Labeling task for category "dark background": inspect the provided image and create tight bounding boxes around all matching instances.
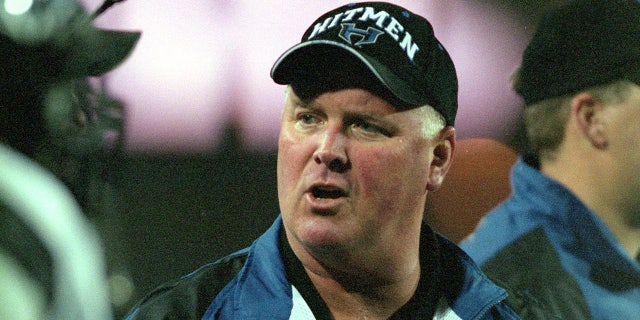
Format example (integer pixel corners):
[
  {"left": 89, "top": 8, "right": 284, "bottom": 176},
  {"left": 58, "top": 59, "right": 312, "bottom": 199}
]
[{"left": 98, "top": 126, "right": 281, "bottom": 316}]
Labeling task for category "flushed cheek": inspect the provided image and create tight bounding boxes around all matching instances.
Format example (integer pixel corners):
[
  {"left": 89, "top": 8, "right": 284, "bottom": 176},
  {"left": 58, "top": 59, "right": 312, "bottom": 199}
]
[
  {"left": 277, "top": 137, "right": 296, "bottom": 182},
  {"left": 354, "top": 152, "right": 406, "bottom": 196},
  {"left": 277, "top": 135, "right": 311, "bottom": 199},
  {"left": 355, "top": 149, "right": 427, "bottom": 205}
]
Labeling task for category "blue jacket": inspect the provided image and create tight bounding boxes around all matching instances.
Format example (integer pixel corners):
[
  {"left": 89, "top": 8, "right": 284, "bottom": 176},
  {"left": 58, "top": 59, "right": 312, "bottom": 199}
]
[
  {"left": 461, "top": 155, "right": 640, "bottom": 319},
  {"left": 126, "top": 216, "right": 519, "bottom": 319}
]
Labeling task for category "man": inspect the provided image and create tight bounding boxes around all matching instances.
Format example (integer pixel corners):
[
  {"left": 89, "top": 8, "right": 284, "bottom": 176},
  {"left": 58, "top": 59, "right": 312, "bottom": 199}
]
[
  {"left": 0, "top": 0, "right": 140, "bottom": 319},
  {"left": 460, "top": 0, "right": 640, "bottom": 319},
  {"left": 125, "top": 2, "right": 519, "bottom": 319}
]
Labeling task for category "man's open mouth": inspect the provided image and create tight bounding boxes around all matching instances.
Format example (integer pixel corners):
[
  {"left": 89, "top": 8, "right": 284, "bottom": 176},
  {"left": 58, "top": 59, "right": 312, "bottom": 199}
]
[{"left": 311, "top": 186, "right": 346, "bottom": 199}]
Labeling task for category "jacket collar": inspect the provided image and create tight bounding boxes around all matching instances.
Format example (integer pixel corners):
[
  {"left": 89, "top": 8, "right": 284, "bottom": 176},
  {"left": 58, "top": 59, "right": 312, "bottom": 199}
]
[
  {"left": 515, "top": 155, "right": 640, "bottom": 290},
  {"left": 219, "top": 215, "right": 511, "bottom": 319}
]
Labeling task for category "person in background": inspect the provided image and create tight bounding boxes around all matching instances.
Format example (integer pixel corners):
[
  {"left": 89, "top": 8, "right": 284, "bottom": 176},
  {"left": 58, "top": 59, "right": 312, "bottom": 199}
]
[
  {"left": 0, "top": 0, "right": 140, "bottom": 319},
  {"left": 460, "top": 0, "right": 640, "bottom": 318},
  {"left": 125, "top": 2, "right": 519, "bottom": 319}
]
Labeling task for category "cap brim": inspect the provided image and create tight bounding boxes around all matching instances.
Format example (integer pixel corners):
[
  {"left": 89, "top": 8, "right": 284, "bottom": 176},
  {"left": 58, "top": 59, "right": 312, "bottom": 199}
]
[
  {"left": 61, "top": 29, "right": 141, "bottom": 79},
  {"left": 271, "top": 40, "right": 427, "bottom": 108}
]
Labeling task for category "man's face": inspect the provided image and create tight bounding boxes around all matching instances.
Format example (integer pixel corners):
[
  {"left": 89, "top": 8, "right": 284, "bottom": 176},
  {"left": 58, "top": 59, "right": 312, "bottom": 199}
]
[{"left": 277, "top": 86, "right": 449, "bottom": 264}]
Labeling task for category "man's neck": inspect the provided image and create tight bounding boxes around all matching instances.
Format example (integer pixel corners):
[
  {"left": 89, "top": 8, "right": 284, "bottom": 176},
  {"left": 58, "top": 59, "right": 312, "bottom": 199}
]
[
  {"left": 281, "top": 224, "right": 443, "bottom": 319},
  {"left": 542, "top": 157, "right": 640, "bottom": 260},
  {"left": 595, "top": 210, "right": 640, "bottom": 260},
  {"left": 303, "top": 261, "right": 421, "bottom": 320}
]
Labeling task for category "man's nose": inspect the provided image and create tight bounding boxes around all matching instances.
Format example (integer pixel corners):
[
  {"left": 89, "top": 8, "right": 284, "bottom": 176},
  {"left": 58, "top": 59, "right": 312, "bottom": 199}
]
[{"left": 313, "top": 130, "right": 349, "bottom": 172}]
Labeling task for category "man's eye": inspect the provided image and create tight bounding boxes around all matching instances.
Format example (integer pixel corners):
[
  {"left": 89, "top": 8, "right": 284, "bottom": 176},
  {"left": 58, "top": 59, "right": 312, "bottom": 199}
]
[
  {"left": 352, "top": 121, "right": 389, "bottom": 136},
  {"left": 298, "top": 113, "right": 318, "bottom": 125}
]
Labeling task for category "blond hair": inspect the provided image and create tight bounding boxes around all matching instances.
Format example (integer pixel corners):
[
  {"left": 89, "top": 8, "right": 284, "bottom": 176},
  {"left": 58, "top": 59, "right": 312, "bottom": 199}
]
[{"left": 521, "top": 79, "right": 635, "bottom": 160}]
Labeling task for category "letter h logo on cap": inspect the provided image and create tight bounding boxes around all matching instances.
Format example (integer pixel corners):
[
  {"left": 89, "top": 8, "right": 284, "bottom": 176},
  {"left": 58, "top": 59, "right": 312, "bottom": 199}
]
[{"left": 338, "top": 23, "right": 384, "bottom": 47}]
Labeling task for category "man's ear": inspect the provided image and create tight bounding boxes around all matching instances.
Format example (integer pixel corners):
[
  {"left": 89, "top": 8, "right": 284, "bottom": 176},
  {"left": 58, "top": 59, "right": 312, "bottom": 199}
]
[
  {"left": 427, "top": 126, "right": 456, "bottom": 192},
  {"left": 571, "top": 92, "right": 608, "bottom": 149}
]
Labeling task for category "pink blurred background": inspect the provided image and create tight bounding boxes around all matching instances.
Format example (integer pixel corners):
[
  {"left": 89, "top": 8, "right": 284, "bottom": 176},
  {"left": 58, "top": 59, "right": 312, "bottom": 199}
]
[{"left": 84, "top": 0, "right": 532, "bottom": 153}]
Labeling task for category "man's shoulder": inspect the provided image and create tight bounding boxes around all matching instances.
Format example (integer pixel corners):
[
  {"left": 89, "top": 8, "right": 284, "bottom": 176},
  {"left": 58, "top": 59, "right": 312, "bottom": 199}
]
[
  {"left": 459, "top": 196, "right": 547, "bottom": 265},
  {"left": 481, "top": 227, "right": 591, "bottom": 319},
  {"left": 125, "top": 249, "right": 249, "bottom": 320}
]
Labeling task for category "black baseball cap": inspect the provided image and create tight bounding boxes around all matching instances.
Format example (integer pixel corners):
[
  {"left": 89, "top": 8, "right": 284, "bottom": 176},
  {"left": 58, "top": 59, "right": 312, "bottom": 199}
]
[
  {"left": 271, "top": 2, "right": 458, "bottom": 126},
  {"left": 517, "top": 0, "right": 640, "bottom": 105}
]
